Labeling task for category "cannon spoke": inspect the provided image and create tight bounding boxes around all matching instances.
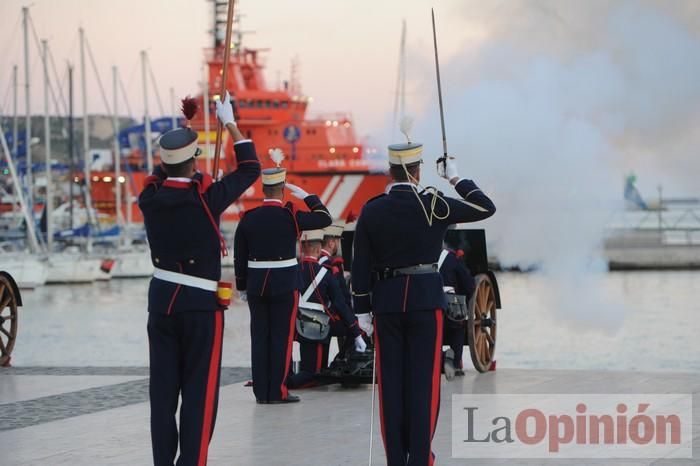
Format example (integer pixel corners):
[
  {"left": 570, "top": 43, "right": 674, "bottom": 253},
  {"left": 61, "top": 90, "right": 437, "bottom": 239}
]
[{"left": 0, "top": 294, "right": 11, "bottom": 310}]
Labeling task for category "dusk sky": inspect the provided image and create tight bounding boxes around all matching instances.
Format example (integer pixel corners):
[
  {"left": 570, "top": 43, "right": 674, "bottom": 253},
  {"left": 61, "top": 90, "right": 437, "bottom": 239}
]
[
  {"left": 0, "top": 0, "right": 475, "bottom": 141},
  {"left": 2, "top": 0, "right": 700, "bottom": 195}
]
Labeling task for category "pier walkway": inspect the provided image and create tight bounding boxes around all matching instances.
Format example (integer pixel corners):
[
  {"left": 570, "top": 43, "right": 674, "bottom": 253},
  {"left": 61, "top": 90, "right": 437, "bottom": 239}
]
[{"left": 1, "top": 368, "right": 698, "bottom": 465}]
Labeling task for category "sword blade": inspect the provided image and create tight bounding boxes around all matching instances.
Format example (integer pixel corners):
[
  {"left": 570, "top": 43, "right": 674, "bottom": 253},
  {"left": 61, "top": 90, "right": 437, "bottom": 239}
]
[{"left": 431, "top": 8, "right": 448, "bottom": 163}]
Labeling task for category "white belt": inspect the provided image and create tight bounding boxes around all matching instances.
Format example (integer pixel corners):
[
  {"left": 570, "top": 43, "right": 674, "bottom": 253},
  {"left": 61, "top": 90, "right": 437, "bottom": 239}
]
[
  {"left": 153, "top": 267, "right": 218, "bottom": 292},
  {"left": 298, "top": 301, "right": 325, "bottom": 311},
  {"left": 247, "top": 258, "right": 298, "bottom": 269}
]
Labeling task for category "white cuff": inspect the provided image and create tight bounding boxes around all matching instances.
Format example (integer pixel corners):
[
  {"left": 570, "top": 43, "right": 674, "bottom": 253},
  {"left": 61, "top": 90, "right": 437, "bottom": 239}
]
[{"left": 234, "top": 139, "right": 252, "bottom": 146}]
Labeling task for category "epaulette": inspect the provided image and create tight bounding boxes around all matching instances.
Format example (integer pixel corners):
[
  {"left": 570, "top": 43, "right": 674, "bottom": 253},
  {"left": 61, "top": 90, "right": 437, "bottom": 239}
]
[
  {"left": 192, "top": 172, "right": 214, "bottom": 193},
  {"left": 419, "top": 187, "right": 444, "bottom": 197},
  {"left": 365, "top": 193, "right": 386, "bottom": 204},
  {"left": 242, "top": 205, "right": 261, "bottom": 217},
  {"left": 143, "top": 175, "right": 162, "bottom": 190}
]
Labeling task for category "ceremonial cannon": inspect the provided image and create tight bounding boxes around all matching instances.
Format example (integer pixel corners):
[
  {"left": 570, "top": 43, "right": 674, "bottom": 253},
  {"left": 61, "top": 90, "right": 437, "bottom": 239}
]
[
  {"left": 318, "top": 226, "right": 501, "bottom": 384},
  {"left": 0, "top": 271, "right": 21, "bottom": 367},
  {"left": 443, "top": 227, "right": 501, "bottom": 373}
]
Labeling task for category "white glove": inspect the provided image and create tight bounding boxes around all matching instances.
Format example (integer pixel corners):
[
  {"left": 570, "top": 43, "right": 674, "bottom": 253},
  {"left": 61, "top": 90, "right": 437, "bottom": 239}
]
[
  {"left": 356, "top": 313, "right": 373, "bottom": 337},
  {"left": 285, "top": 183, "right": 309, "bottom": 200},
  {"left": 439, "top": 158, "right": 460, "bottom": 184},
  {"left": 215, "top": 91, "right": 236, "bottom": 127},
  {"left": 238, "top": 290, "right": 247, "bottom": 302},
  {"left": 216, "top": 169, "right": 224, "bottom": 181},
  {"left": 354, "top": 335, "right": 367, "bottom": 353}
]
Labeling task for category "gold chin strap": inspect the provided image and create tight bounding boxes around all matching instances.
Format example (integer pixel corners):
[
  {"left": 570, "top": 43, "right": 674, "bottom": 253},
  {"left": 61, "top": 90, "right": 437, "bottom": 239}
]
[{"left": 400, "top": 161, "right": 450, "bottom": 226}]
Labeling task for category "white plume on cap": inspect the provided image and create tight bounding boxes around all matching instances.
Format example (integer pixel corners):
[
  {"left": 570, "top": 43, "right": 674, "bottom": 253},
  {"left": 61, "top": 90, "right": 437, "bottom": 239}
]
[
  {"left": 399, "top": 115, "right": 414, "bottom": 143},
  {"left": 269, "top": 148, "right": 285, "bottom": 167}
]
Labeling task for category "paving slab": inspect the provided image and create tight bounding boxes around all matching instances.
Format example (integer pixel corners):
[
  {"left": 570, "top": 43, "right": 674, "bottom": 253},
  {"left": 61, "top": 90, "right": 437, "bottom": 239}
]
[{"left": 0, "top": 368, "right": 697, "bottom": 465}]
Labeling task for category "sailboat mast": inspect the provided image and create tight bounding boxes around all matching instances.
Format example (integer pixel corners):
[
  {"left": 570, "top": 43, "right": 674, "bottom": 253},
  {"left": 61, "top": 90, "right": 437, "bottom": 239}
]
[
  {"left": 1, "top": 130, "right": 40, "bottom": 253},
  {"left": 112, "top": 66, "right": 123, "bottom": 236},
  {"left": 141, "top": 50, "right": 153, "bottom": 173},
  {"left": 392, "top": 19, "right": 406, "bottom": 136},
  {"left": 169, "top": 87, "right": 177, "bottom": 130},
  {"left": 68, "top": 64, "right": 75, "bottom": 229},
  {"left": 42, "top": 39, "right": 53, "bottom": 251},
  {"left": 79, "top": 28, "right": 91, "bottom": 192},
  {"left": 12, "top": 65, "right": 18, "bottom": 156},
  {"left": 22, "top": 7, "right": 33, "bottom": 208}
]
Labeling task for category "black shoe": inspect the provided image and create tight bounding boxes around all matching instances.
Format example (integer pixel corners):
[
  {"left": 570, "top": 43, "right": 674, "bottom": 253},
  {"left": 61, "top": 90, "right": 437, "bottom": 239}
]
[
  {"left": 444, "top": 349, "right": 456, "bottom": 381},
  {"left": 268, "top": 394, "right": 301, "bottom": 404},
  {"left": 256, "top": 399, "right": 269, "bottom": 404},
  {"left": 455, "top": 368, "right": 465, "bottom": 376}
]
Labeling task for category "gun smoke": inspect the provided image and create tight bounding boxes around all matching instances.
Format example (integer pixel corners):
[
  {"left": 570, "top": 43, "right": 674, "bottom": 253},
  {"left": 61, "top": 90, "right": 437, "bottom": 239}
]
[{"left": 397, "top": 1, "right": 700, "bottom": 330}]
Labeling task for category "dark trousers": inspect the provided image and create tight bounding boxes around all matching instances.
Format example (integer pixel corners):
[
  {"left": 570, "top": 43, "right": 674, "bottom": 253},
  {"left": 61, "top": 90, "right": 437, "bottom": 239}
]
[
  {"left": 374, "top": 310, "right": 444, "bottom": 466},
  {"left": 287, "top": 337, "right": 328, "bottom": 388},
  {"left": 287, "top": 320, "right": 356, "bottom": 389},
  {"left": 248, "top": 291, "right": 298, "bottom": 402},
  {"left": 443, "top": 318, "right": 465, "bottom": 369},
  {"left": 147, "top": 310, "right": 224, "bottom": 466}
]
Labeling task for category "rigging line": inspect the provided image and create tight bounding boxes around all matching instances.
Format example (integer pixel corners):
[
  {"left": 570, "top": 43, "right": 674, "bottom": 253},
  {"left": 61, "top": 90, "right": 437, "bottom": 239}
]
[
  {"left": 0, "top": 78, "right": 13, "bottom": 117},
  {"left": 26, "top": 13, "right": 62, "bottom": 116},
  {"left": 123, "top": 55, "right": 140, "bottom": 101},
  {"left": 146, "top": 55, "right": 165, "bottom": 116},
  {"left": 117, "top": 70, "right": 133, "bottom": 118},
  {"left": 47, "top": 44, "right": 68, "bottom": 114},
  {"left": 0, "top": 13, "right": 21, "bottom": 66},
  {"left": 84, "top": 35, "right": 113, "bottom": 118}
]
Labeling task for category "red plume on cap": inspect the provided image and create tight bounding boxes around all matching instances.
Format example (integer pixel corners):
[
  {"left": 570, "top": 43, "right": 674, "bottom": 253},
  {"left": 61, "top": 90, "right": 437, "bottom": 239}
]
[{"left": 180, "top": 96, "right": 198, "bottom": 127}]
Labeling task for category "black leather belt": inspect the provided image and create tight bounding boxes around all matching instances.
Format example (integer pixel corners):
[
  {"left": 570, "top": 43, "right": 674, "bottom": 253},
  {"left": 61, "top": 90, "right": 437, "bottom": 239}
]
[{"left": 373, "top": 263, "right": 438, "bottom": 281}]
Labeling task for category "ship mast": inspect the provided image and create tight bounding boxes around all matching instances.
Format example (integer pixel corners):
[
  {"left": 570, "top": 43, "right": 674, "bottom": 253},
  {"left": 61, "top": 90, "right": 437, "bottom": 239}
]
[
  {"left": 141, "top": 50, "right": 153, "bottom": 173},
  {"left": 113, "top": 66, "right": 124, "bottom": 241},
  {"left": 42, "top": 39, "right": 53, "bottom": 252},
  {"left": 392, "top": 19, "right": 407, "bottom": 138},
  {"left": 12, "top": 65, "right": 18, "bottom": 156},
  {"left": 22, "top": 7, "right": 33, "bottom": 208}
]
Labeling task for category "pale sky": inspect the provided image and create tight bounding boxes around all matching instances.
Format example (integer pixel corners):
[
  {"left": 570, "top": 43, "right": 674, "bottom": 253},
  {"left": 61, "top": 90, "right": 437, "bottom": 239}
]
[
  {"left": 0, "top": 0, "right": 475, "bottom": 141},
  {"left": 2, "top": 0, "right": 699, "bottom": 194}
]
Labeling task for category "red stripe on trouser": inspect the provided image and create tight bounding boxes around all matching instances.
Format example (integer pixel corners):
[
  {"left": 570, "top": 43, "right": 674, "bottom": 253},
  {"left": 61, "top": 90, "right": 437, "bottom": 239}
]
[
  {"left": 315, "top": 343, "right": 323, "bottom": 373},
  {"left": 373, "top": 320, "right": 388, "bottom": 464},
  {"left": 197, "top": 311, "right": 223, "bottom": 466},
  {"left": 281, "top": 291, "right": 299, "bottom": 399},
  {"left": 428, "top": 309, "right": 444, "bottom": 466}
]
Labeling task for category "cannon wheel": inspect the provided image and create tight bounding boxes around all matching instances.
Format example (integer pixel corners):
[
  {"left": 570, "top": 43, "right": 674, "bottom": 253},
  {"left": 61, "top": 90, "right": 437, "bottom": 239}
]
[
  {"left": 467, "top": 274, "right": 497, "bottom": 373},
  {"left": 0, "top": 274, "right": 19, "bottom": 366}
]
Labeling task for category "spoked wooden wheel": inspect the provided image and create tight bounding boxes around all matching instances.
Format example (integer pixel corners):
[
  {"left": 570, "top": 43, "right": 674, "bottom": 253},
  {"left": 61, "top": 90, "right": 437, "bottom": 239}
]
[
  {"left": 468, "top": 274, "right": 497, "bottom": 373},
  {"left": 0, "top": 275, "right": 19, "bottom": 367}
]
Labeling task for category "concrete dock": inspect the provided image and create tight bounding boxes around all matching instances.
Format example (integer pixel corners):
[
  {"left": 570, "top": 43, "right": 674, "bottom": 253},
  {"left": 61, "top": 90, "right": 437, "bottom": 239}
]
[{"left": 1, "top": 367, "right": 698, "bottom": 465}]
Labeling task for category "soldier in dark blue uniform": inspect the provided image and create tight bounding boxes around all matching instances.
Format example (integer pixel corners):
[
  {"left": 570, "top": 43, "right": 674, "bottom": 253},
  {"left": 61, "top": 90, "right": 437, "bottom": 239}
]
[
  {"left": 351, "top": 132, "right": 495, "bottom": 466},
  {"left": 234, "top": 156, "right": 333, "bottom": 404},
  {"left": 437, "top": 247, "right": 475, "bottom": 379},
  {"left": 321, "top": 223, "right": 374, "bottom": 338},
  {"left": 319, "top": 223, "right": 351, "bottom": 304},
  {"left": 139, "top": 93, "right": 260, "bottom": 466},
  {"left": 287, "top": 229, "right": 365, "bottom": 389}
]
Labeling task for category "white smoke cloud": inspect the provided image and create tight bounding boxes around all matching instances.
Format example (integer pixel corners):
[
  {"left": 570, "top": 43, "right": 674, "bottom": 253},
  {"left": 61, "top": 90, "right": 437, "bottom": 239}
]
[{"left": 397, "top": 1, "right": 700, "bottom": 329}]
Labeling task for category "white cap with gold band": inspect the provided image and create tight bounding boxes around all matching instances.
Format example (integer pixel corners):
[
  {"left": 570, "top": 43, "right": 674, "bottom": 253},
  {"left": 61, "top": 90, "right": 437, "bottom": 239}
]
[
  {"left": 159, "top": 127, "right": 201, "bottom": 165},
  {"left": 301, "top": 229, "right": 325, "bottom": 243},
  {"left": 323, "top": 222, "right": 345, "bottom": 238}
]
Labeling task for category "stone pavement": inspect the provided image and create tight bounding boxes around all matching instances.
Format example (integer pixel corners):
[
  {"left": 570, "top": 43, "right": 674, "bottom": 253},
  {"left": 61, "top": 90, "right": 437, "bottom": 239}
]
[{"left": 1, "top": 368, "right": 698, "bottom": 465}]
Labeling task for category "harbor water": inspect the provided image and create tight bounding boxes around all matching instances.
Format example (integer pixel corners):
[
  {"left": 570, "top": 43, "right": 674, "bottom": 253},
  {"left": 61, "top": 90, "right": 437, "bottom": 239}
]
[{"left": 10, "top": 270, "right": 700, "bottom": 372}]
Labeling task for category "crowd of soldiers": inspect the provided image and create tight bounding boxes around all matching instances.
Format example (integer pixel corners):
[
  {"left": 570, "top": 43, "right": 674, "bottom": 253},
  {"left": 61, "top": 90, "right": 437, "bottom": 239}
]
[{"left": 139, "top": 92, "right": 495, "bottom": 465}]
